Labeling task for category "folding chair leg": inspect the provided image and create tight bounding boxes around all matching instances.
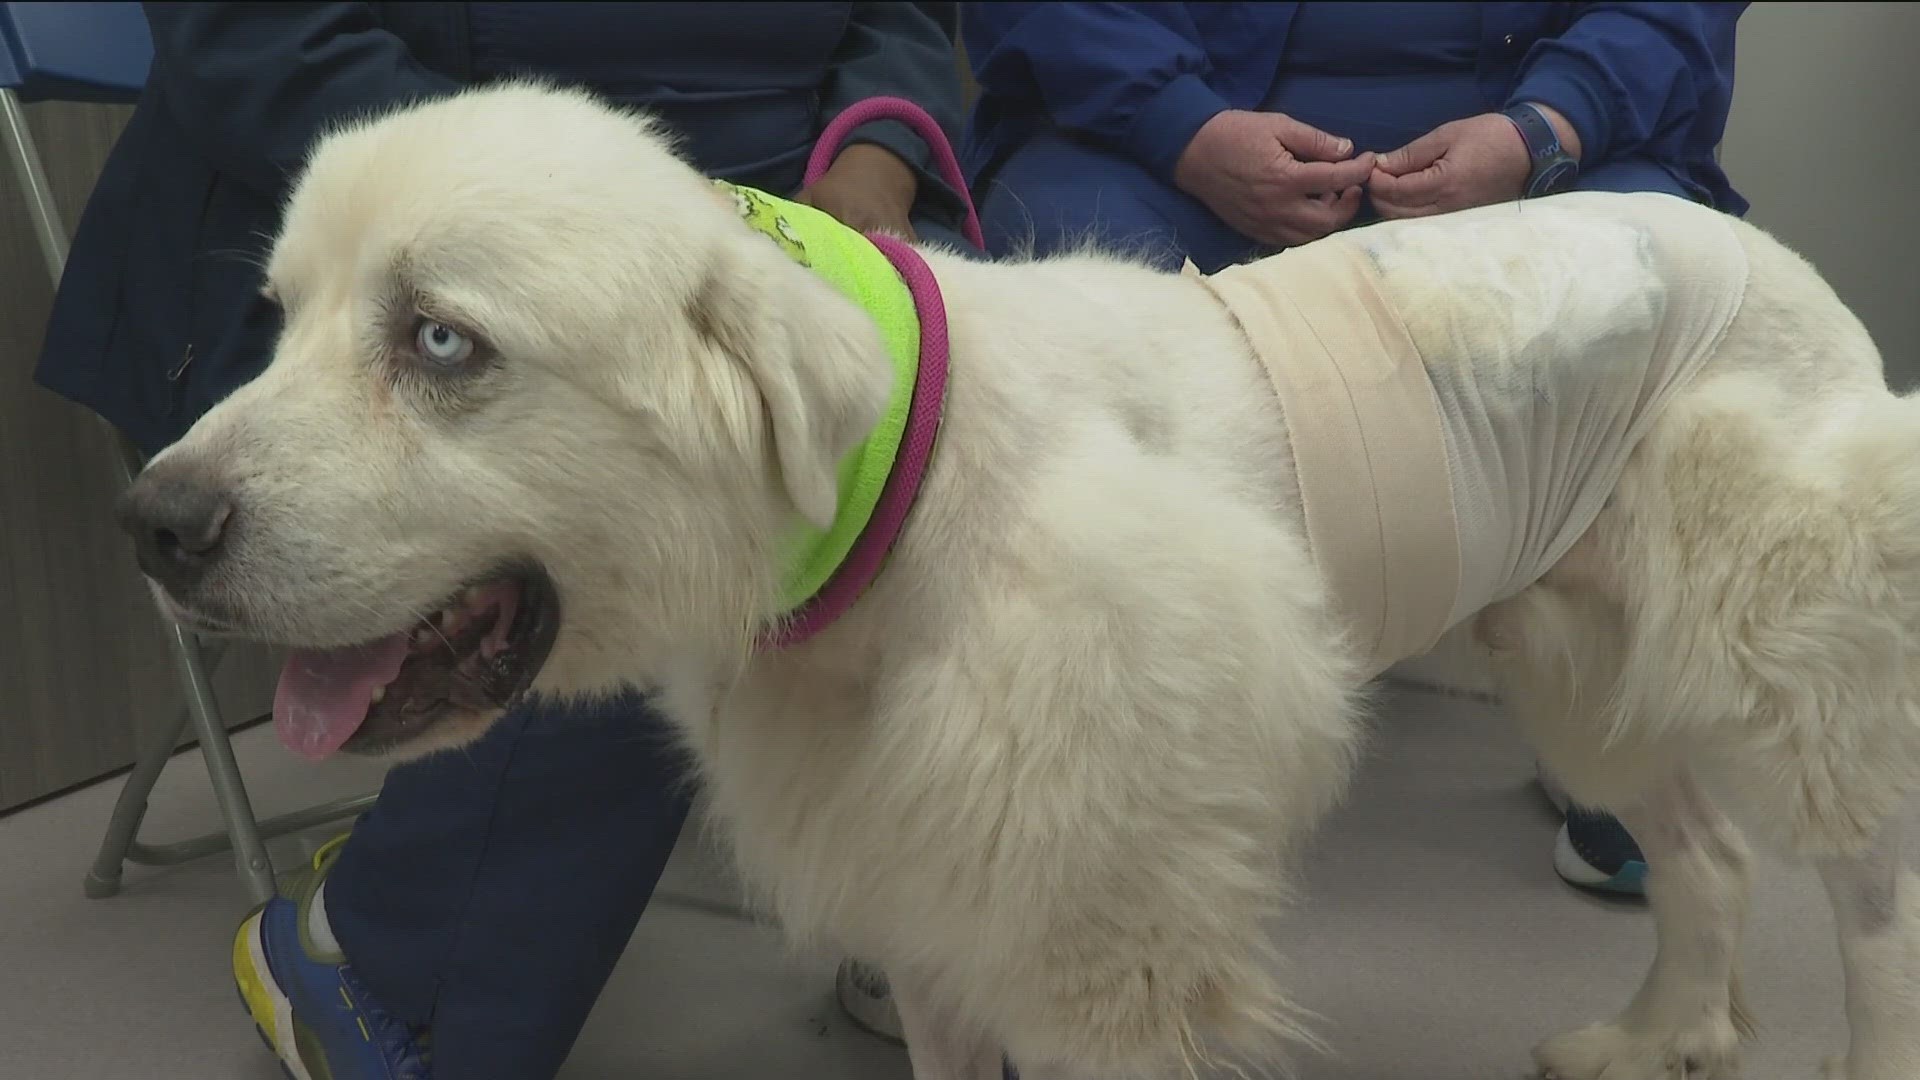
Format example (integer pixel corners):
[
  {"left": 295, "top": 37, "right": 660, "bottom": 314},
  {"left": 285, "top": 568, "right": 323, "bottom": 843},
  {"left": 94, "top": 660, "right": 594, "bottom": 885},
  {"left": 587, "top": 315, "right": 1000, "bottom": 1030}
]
[
  {"left": 104, "top": 433, "right": 282, "bottom": 902},
  {"left": 82, "top": 690, "right": 193, "bottom": 899},
  {"left": 166, "top": 619, "right": 279, "bottom": 905},
  {"left": 11, "top": 90, "right": 377, "bottom": 904},
  {"left": 79, "top": 431, "right": 279, "bottom": 902},
  {"left": 86, "top": 669, "right": 377, "bottom": 898},
  {"left": 82, "top": 614, "right": 283, "bottom": 907},
  {"left": 81, "top": 622, "right": 378, "bottom": 899}
]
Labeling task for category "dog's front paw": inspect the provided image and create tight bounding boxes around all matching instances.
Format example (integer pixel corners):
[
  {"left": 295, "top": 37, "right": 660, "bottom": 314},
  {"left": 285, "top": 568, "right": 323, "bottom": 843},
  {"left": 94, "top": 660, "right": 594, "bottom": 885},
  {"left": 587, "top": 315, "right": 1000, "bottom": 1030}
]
[{"left": 1535, "top": 1013, "right": 1743, "bottom": 1080}]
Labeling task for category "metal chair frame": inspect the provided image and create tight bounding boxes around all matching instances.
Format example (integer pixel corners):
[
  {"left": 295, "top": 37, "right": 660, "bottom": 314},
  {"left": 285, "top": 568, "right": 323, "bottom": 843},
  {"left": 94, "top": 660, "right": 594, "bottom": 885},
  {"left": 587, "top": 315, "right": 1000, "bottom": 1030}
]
[{"left": 0, "top": 3, "right": 374, "bottom": 905}]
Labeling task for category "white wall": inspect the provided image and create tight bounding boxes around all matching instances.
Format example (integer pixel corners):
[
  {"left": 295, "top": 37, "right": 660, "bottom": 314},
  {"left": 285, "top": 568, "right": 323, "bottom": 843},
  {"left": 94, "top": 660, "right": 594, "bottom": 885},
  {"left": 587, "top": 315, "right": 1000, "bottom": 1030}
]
[{"left": 1720, "top": 2, "right": 1920, "bottom": 387}]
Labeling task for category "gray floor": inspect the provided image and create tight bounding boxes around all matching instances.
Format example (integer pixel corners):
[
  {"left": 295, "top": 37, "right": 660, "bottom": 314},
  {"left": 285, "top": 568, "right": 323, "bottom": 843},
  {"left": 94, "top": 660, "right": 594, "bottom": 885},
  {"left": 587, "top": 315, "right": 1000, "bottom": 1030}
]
[{"left": 0, "top": 685, "right": 1857, "bottom": 1079}]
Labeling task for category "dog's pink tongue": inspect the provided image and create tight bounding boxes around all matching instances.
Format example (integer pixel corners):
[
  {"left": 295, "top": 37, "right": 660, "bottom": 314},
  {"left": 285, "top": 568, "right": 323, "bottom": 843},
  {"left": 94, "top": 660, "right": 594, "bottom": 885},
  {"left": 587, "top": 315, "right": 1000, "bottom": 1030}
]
[{"left": 274, "top": 633, "right": 413, "bottom": 762}]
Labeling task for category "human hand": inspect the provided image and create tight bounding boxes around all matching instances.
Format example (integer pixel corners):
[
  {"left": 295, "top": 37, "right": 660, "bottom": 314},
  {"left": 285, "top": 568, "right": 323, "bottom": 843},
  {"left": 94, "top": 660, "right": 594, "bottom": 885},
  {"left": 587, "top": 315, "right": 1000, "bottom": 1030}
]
[
  {"left": 796, "top": 142, "right": 920, "bottom": 241},
  {"left": 1173, "top": 110, "right": 1376, "bottom": 248},
  {"left": 1369, "top": 106, "right": 1581, "bottom": 219}
]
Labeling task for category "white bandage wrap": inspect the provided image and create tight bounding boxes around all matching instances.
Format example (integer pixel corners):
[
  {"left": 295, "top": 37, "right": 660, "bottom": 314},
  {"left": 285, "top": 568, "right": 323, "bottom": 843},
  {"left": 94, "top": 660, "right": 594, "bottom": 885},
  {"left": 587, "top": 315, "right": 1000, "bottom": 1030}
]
[{"left": 1193, "top": 192, "right": 1750, "bottom": 674}]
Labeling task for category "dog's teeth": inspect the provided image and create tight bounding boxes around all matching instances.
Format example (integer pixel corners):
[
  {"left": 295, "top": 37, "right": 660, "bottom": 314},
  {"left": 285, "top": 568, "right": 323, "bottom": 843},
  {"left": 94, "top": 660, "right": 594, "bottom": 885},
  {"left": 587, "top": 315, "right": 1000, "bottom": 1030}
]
[
  {"left": 370, "top": 685, "right": 386, "bottom": 704},
  {"left": 413, "top": 627, "right": 435, "bottom": 646}
]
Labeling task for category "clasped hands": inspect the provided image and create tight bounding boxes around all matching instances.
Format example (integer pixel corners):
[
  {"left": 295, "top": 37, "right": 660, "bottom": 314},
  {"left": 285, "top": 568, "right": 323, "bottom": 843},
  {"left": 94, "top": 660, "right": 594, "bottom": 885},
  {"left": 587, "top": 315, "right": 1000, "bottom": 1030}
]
[{"left": 1173, "top": 106, "right": 1581, "bottom": 249}]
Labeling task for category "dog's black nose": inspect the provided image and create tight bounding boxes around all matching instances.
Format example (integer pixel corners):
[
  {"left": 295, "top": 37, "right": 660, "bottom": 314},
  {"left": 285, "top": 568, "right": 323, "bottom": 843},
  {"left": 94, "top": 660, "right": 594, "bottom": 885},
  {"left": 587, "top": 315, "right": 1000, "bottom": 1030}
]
[{"left": 117, "top": 461, "right": 235, "bottom": 599}]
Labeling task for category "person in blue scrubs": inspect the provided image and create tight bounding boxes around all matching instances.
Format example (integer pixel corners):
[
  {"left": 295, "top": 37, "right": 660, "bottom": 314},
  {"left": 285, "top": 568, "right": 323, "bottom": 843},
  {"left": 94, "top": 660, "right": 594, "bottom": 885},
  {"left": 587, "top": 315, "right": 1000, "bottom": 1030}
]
[
  {"left": 961, "top": 1, "right": 1750, "bottom": 895},
  {"left": 36, "top": 5, "right": 967, "bottom": 1078}
]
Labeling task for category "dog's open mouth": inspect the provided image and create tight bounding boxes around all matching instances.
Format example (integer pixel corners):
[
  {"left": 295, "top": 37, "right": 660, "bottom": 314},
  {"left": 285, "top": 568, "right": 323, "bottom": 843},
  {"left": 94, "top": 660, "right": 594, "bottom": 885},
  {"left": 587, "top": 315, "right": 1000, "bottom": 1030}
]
[{"left": 272, "top": 565, "right": 560, "bottom": 761}]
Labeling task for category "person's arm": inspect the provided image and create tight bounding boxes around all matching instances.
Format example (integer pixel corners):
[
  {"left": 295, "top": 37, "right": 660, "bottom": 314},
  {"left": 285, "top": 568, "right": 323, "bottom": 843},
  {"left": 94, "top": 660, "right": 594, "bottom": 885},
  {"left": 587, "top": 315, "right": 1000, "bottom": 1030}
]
[
  {"left": 1507, "top": 2, "right": 1749, "bottom": 167},
  {"left": 963, "top": 2, "right": 1229, "bottom": 182},
  {"left": 142, "top": 2, "right": 461, "bottom": 199},
  {"left": 820, "top": 3, "right": 965, "bottom": 199}
]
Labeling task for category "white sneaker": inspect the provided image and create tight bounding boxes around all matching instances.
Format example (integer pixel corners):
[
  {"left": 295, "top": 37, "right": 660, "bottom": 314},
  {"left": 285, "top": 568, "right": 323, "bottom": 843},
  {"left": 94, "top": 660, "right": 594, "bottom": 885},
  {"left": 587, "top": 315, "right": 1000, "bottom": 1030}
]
[
  {"left": 1537, "top": 759, "right": 1571, "bottom": 813},
  {"left": 835, "top": 960, "right": 904, "bottom": 1043}
]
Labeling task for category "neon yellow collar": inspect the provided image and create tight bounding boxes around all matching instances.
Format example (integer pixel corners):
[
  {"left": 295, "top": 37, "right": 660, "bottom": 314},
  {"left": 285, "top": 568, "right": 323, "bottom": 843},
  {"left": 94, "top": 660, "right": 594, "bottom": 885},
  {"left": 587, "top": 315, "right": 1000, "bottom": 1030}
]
[{"left": 717, "top": 181, "right": 921, "bottom": 611}]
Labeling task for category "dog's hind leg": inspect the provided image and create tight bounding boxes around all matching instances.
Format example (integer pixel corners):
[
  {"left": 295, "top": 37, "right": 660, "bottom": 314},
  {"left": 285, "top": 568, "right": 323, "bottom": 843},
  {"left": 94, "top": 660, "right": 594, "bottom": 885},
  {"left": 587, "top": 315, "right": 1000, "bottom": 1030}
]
[
  {"left": 1532, "top": 768, "right": 1754, "bottom": 1080},
  {"left": 1481, "top": 546, "right": 1755, "bottom": 1079},
  {"left": 1817, "top": 815, "right": 1920, "bottom": 1080},
  {"left": 891, "top": 977, "right": 1007, "bottom": 1080}
]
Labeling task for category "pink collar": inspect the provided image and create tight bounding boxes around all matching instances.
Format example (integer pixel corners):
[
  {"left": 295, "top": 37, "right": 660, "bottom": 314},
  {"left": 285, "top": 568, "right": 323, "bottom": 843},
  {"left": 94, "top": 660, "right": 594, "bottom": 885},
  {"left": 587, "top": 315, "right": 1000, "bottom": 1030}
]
[
  {"left": 756, "top": 235, "right": 950, "bottom": 651},
  {"left": 754, "top": 97, "right": 983, "bottom": 652},
  {"left": 752, "top": 96, "right": 990, "bottom": 645}
]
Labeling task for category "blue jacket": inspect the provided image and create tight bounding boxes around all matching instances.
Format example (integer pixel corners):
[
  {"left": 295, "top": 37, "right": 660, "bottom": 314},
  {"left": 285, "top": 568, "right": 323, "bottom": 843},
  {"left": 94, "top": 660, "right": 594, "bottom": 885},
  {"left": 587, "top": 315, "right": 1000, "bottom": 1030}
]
[
  {"left": 963, "top": 2, "right": 1746, "bottom": 211},
  {"left": 37, "top": 2, "right": 963, "bottom": 456}
]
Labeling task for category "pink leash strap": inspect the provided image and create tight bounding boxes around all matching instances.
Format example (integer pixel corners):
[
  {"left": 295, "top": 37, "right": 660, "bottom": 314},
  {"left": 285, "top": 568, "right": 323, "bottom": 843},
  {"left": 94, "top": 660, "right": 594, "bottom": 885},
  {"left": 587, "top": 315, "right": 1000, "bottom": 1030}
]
[{"left": 805, "top": 96, "right": 986, "bottom": 251}]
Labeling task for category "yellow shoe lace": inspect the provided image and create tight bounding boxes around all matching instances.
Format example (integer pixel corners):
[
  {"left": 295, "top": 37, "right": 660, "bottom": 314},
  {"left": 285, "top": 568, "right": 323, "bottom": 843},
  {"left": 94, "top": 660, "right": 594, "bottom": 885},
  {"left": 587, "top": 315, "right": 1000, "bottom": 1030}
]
[{"left": 311, "top": 832, "right": 351, "bottom": 873}]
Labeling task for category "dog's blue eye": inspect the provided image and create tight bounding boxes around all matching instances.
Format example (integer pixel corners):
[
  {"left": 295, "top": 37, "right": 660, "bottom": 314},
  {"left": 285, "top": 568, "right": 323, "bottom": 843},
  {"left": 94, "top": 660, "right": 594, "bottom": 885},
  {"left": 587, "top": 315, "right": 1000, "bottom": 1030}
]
[{"left": 414, "top": 319, "right": 475, "bottom": 366}]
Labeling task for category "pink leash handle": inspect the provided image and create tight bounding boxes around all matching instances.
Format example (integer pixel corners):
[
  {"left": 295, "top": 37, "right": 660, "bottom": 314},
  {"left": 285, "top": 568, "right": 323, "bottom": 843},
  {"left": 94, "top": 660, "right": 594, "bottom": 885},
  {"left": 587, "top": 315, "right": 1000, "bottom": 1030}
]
[{"left": 805, "top": 96, "right": 986, "bottom": 251}]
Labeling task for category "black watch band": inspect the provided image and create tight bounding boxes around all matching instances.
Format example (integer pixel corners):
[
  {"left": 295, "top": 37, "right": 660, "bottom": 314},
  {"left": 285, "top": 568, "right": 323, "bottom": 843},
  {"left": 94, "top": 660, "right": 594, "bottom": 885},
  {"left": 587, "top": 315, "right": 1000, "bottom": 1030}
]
[{"left": 1502, "top": 102, "right": 1579, "bottom": 198}]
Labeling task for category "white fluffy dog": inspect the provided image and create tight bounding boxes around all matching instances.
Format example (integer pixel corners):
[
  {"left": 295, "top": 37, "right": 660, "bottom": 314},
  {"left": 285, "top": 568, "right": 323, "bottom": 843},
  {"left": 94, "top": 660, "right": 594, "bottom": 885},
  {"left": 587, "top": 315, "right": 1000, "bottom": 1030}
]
[{"left": 123, "top": 84, "right": 1920, "bottom": 1080}]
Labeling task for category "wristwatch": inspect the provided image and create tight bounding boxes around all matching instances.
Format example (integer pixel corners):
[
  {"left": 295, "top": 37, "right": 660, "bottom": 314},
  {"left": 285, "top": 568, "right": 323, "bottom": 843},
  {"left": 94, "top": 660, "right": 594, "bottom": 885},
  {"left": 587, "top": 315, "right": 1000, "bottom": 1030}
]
[{"left": 1502, "top": 102, "right": 1579, "bottom": 198}]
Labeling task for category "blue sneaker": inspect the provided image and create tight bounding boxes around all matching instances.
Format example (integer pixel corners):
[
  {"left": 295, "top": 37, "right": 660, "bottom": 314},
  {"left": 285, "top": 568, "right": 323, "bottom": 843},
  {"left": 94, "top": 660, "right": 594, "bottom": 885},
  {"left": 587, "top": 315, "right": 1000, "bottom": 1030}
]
[
  {"left": 1559, "top": 803, "right": 1651, "bottom": 895},
  {"left": 232, "top": 837, "right": 433, "bottom": 1080},
  {"left": 1539, "top": 765, "right": 1647, "bottom": 896},
  {"left": 1554, "top": 807, "right": 1649, "bottom": 896}
]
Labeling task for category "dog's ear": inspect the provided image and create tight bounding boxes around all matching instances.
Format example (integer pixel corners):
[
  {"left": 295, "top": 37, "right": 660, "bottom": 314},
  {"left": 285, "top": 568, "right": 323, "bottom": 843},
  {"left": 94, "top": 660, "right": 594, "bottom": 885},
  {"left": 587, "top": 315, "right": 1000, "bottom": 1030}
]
[{"left": 692, "top": 240, "right": 894, "bottom": 530}]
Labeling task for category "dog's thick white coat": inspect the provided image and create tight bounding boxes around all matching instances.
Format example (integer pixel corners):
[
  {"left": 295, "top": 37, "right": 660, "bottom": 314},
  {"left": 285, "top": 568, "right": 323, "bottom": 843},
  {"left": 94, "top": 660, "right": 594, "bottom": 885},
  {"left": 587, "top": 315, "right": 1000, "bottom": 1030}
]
[{"left": 155, "top": 85, "right": 1920, "bottom": 1080}]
